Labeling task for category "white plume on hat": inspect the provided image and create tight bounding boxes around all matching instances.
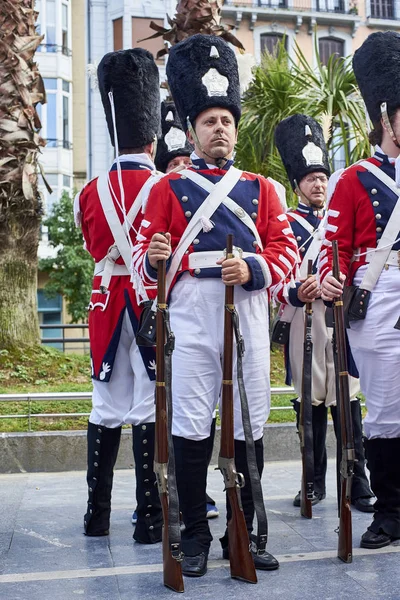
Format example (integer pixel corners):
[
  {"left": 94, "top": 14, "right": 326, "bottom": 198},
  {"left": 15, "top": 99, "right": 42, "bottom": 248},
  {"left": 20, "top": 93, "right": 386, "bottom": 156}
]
[{"left": 236, "top": 52, "right": 256, "bottom": 95}]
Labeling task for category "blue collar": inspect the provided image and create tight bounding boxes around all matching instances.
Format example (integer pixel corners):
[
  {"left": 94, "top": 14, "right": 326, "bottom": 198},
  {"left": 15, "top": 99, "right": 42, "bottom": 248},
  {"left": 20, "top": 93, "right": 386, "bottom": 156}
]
[
  {"left": 191, "top": 157, "right": 235, "bottom": 171},
  {"left": 109, "top": 161, "right": 154, "bottom": 172}
]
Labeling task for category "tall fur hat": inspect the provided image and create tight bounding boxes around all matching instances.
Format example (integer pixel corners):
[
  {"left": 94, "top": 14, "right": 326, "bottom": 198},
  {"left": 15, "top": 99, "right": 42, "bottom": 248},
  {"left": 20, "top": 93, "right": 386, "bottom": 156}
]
[
  {"left": 353, "top": 31, "right": 400, "bottom": 125},
  {"left": 97, "top": 48, "right": 161, "bottom": 148},
  {"left": 166, "top": 34, "right": 241, "bottom": 131},
  {"left": 155, "top": 101, "right": 193, "bottom": 172},
  {"left": 275, "top": 114, "right": 330, "bottom": 190}
]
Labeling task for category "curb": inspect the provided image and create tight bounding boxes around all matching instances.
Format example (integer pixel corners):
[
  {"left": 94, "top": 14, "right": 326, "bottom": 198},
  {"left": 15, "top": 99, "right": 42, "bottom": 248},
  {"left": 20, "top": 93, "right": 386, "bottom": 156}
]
[{"left": 0, "top": 423, "right": 337, "bottom": 474}]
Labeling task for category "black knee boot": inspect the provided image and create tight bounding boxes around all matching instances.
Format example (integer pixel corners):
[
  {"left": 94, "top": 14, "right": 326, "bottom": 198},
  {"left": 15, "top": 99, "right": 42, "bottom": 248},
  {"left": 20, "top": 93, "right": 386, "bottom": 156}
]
[
  {"left": 132, "top": 423, "right": 162, "bottom": 544},
  {"left": 84, "top": 422, "right": 121, "bottom": 536},
  {"left": 361, "top": 437, "right": 400, "bottom": 547},
  {"left": 173, "top": 435, "right": 212, "bottom": 556},
  {"left": 205, "top": 418, "right": 217, "bottom": 507}
]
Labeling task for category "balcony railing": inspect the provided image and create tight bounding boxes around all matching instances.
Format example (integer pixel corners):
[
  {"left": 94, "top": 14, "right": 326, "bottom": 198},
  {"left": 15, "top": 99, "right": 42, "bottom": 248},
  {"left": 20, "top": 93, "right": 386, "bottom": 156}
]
[
  {"left": 45, "top": 139, "right": 73, "bottom": 150},
  {"left": 223, "top": 0, "right": 358, "bottom": 15},
  {"left": 38, "top": 44, "right": 72, "bottom": 57}
]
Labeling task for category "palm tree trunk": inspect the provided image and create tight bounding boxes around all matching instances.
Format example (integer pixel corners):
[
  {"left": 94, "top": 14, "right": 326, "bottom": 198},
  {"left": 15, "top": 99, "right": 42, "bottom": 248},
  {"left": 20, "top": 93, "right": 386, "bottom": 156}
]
[{"left": 0, "top": 0, "right": 46, "bottom": 349}]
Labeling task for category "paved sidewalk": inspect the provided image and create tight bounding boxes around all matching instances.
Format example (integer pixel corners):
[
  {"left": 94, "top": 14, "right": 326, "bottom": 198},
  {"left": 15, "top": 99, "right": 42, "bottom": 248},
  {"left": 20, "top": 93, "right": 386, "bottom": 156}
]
[{"left": 0, "top": 459, "right": 399, "bottom": 600}]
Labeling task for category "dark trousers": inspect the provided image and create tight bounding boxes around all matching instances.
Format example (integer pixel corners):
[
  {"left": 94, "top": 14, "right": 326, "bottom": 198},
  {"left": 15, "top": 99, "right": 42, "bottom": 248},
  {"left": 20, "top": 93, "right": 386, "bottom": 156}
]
[
  {"left": 364, "top": 437, "right": 400, "bottom": 538},
  {"left": 173, "top": 435, "right": 213, "bottom": 556},
  {"left": 293, "top": 398, "right": 373, "bottom": 500}
]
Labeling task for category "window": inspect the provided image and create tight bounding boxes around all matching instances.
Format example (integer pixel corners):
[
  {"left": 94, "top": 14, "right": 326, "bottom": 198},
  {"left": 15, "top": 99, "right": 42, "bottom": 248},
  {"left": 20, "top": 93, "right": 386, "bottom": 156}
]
[
  {"left": 46, "top": 92, "right": 57, "bottom": 146},
  {"left": 62, "top": 96, "right": 69, "bottom": 148},
  {"left": 318, "top": 37, "right": 344, "bottom": 66},
  {"left": 46, "top": 0, "right": 56, "bottom": 51},
  {"left": 37, "top": 290, "right": 63, "bottom": 350},
  {"left": 131, "top": 18, "right": 164, "bottom": 62},
  {"left": 113, "top": 18, "right": 123, "bottom": 51},
  {"left": 260, "top": 33, "right": 287, "bottom": 55},
  {"left": 40, "top": 79, "right": 72, "bottom": 149},
  {"left": 61, "top": 2, "right": 69, "bottom": 55},
  {"left": 370, "top": 0, "right": 394, "bottom": 18},
  {"left": 63, "top": 174, "right": 71, "bottom": 188}
]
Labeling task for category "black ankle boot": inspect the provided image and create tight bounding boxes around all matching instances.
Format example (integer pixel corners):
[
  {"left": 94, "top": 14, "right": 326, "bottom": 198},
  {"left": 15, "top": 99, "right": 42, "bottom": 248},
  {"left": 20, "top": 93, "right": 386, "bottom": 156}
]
[
  {"left": 84, "top": 422, "right": 121, "bottom": 536},
  {"left": 132, "top": 423, "right": 162, "bottom": 544}
]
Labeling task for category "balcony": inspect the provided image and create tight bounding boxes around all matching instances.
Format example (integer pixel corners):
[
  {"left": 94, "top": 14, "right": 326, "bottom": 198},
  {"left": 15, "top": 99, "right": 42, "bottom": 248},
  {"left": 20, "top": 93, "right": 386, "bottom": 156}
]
[{"left": 222, "top": 0, "right": 361, "bottom": 32}]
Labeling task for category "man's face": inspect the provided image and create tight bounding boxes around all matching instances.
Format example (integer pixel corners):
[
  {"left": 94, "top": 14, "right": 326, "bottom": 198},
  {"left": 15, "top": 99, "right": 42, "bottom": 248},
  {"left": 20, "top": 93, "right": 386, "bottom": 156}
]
[
  {"left": 298, "top": 171, "right": 328, "bottom": 208},
  {"left": 166, "top": 155, "right": 192, "bottom": 173},
  {"left": 188, "top": 108, "right": 237, "bottom": 161}
]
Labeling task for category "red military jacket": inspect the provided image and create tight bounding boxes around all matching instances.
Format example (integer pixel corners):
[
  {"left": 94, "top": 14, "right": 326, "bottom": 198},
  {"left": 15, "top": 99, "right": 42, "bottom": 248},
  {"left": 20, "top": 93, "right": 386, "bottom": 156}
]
[
  {"left": 77, "top": 156, "right": 157, "bottom": 382},
  {"left": 133, "top": 157, "right": 299, "bottom": 301},
  {"left": 319, "top": 152, "right": 399, "bottom": 284}
]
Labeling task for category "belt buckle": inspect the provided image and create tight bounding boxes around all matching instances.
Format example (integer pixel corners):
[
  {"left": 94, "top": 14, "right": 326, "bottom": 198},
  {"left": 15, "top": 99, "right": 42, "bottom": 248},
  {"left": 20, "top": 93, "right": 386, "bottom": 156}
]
[{"left": 223, "top": 246, "right": 243, "bottom": 259}]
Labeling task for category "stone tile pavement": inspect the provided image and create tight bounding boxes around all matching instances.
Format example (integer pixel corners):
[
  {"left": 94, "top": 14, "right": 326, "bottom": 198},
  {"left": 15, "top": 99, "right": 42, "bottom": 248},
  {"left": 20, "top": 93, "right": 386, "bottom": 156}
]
[{"left": 0, "top": 459, "right": 399, "bottom": 600}]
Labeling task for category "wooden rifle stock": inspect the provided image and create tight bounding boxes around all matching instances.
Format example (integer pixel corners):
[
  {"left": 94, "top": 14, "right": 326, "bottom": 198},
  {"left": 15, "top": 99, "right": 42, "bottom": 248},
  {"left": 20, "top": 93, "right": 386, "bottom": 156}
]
[
  {"left": 154, "top": 257, "right": 184, "bottom": 593},
  {"left": 218, "top": 234, "right": 257, "bottom": 584},
  {"left": 332, "top": 240, "right": 355, "bottom": 564},
  {"left": 299, "top": 259, "right": 315, "bottom": 519}
]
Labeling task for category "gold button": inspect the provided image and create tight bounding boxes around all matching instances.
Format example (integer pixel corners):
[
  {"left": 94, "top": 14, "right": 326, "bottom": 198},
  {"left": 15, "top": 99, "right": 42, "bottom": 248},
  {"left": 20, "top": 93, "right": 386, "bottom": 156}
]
[
  {"left": 252, "top": 199, "right": 258, "bottom": 205},
  {"left": 373, "top": 201, "right": 379, "bottom": 207},
  {"left": 182, "top": 196, "right": 188, "bottom": 202},
  {"left": 371, "top": 188, "right": 377, "bottom": 195},
  {"left": 375, "top": 213, "right": 381, "bottom": 220},
  {"left": 185, "top": 211, "right": 192, "bottom": 218}
]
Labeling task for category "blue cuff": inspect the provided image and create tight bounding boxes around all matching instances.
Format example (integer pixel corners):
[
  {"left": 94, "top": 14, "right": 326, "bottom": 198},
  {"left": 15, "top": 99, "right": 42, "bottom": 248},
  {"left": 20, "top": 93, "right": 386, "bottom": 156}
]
[
  {"left": 242, "top": 257, "right": 265, "bottom": 291},
  {"left": 288, "top": 282, "right": 305, "bottom": 308},
  {"left": 145, "top": 254, "right": 172, "bottom": 280}
]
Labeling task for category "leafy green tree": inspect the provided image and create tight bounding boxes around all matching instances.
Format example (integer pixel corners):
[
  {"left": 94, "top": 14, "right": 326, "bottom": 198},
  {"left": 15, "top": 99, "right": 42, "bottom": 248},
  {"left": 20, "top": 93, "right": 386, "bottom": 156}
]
[
  {"left": 235, "top": 37, "right": 370, "bottom": 206},
  {"left": 39, "top": 191, "right": 93, "bottom": 323}
]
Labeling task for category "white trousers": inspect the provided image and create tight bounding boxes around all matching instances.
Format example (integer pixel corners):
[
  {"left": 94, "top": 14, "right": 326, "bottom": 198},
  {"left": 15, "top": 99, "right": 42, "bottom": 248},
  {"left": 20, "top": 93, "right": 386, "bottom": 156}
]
[
  {"left": 289, "top": 300, "right": 360, "bottom": 407},
  {"left": 169, "top": 275, "right": 271, "bottom": 442},
  {"left": 90, "top": 310, "right": 155, "bottom": 428},
  {"left": 349, "top": 265, "right": 400, "bottom": 439}
]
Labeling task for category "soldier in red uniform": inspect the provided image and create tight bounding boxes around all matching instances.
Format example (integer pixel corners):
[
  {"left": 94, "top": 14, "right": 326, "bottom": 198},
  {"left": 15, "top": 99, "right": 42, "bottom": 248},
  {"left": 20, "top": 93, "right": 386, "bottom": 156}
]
[
  {"left": 75, "top": 48, "right": 163, "bottom": 543},
  {"left": 274, "top": 114, "right": 374, "bottom": 512},
  {"left": 133, "top": 34, "right": 299, "bottom": 577},
  {"left": 320, "top": 31, "right": 400, "bottom": 549}
]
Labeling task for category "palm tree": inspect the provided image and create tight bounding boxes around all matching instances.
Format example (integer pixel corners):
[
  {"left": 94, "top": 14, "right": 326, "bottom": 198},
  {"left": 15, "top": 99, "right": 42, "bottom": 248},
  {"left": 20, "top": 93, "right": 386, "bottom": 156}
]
[
  {"left": 0, "top": 0, "right": 46, "bottom": 348},
  {"left": 235, "top": 38, "right": 370, "bottom": 205}
]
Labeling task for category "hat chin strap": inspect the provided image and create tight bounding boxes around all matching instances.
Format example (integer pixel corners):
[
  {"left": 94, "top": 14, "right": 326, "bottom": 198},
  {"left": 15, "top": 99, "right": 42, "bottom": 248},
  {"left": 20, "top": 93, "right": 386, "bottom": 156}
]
[
  {"left": 187, "top": 118, "right": 230, "bottom": 169},
  {"left": 381, "top": 102, "right": 400, "bottom": 149}
]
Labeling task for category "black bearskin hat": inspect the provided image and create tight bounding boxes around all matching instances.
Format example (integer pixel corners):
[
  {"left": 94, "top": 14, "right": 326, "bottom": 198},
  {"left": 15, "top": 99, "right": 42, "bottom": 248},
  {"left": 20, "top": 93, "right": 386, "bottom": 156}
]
[
  {"left": 166, "top": 34, "right": 241, "bottom": 132},
  {"left": 97, "top": 48, "right": 161, "bottom": 148},
  {"left": 353, "top": 31, "right": 400, "bottom": 125},
  {"left": 155, "top": 101, "right": 193, "bottom": 172},
  {"left": 274, "top": 114, "right": 330, "bottom": 190}
]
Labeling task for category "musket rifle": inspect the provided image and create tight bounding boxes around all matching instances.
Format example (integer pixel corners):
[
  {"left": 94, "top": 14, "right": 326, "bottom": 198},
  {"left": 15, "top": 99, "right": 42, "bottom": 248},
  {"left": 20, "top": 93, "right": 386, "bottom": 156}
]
[
  {"left": 332, "top": 240, "right": 355, "bottom": 564},
  {"left": 154, "top": 254, "right": 184, "bottom": 592},
  {"left": 299, "top": 259, "right": 315, "bottom": 519},
  {"left": 218, "top": 234, "right": 257, "bottom": 584}
]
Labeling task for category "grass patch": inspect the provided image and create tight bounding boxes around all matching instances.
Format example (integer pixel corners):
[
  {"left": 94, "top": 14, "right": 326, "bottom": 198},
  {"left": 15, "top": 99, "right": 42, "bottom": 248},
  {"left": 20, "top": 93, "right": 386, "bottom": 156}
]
[{"left": 0, "top": 345, "right": 296, "bottom": 431}]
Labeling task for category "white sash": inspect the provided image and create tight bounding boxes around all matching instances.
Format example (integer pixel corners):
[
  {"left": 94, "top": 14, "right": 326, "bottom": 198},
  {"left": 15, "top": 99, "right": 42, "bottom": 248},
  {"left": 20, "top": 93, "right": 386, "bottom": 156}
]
[
  {"left": 179, "top": 168, "right": 264, "bottom": 252},
  {"left": 357, "top": 161, "right": 400, "bottom": 291},
  {"left": 165, "top": 166, "right": 244, "bottom": 294}
]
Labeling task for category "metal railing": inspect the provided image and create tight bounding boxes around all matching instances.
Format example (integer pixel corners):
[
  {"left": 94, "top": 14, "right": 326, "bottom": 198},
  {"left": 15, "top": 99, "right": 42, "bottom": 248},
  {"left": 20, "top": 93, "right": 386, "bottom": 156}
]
[
  {"left": 223, "top": 0, "right": 357, "bottom": 15},
  {"left": 0, "top": 388, "right": 296, "bottom": 431},
  {"left": 40, "top": 324, "right": 89, "bottom": 352}
]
